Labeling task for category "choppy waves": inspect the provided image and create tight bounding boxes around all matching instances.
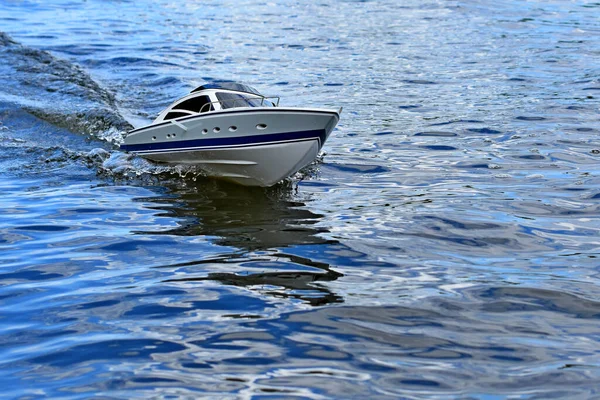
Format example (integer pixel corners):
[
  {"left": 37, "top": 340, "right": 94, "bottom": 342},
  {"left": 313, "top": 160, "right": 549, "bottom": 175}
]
[{"left": 0, "top": 31, "right": 131, "bottom": 139}]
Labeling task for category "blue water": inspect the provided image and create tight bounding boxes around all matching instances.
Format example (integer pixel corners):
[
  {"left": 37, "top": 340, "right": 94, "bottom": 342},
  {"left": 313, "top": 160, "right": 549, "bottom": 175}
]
[{"left": 1, "top": 0, "right": 600, "bottom": 398}]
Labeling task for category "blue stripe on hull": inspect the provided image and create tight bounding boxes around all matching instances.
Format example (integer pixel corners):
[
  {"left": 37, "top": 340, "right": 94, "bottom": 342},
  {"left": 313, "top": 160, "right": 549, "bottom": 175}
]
[{"left": 121, "top": 129, "right": 327, "bottom": 153}]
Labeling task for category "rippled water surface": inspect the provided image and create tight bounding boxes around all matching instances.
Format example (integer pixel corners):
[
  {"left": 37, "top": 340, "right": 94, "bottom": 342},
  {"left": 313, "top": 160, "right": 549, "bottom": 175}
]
[{"left": 1, "top": 0, "right": 600, "bottom": 398}]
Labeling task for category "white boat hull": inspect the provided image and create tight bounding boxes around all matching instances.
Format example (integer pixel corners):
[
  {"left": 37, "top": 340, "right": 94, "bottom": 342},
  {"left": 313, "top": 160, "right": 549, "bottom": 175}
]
[
  {"left": 150, "top": 140, "right": 319, "bottom": 186},
  {"left": 121, "top": 107, "right": 340, "bottom": 186}
]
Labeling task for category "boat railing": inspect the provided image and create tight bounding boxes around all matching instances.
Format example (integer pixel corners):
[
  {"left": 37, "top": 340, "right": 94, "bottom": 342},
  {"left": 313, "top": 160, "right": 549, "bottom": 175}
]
[{"left": 199, "top": 96, "right": 280, "bottom": 113}]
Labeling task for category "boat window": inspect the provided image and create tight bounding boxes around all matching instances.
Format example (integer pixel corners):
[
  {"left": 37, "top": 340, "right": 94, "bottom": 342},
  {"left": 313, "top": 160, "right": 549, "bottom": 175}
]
[
  {"left": 173, "top": 95, "right": 213, "bottom": 113},
  {"left": 216, "top": 92, "right": 265, "bottom": 109},
  {"left": 261, "top": 98, "right": 275, "bottom": 107},
  {"left": 164, "top": 111, "right": 192, "bottom": 121}
]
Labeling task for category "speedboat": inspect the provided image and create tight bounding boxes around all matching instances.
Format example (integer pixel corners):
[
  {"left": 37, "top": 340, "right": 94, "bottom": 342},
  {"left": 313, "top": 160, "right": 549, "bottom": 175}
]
[{"left": 121, "top": 82, "right": 341, "bottom": 186}]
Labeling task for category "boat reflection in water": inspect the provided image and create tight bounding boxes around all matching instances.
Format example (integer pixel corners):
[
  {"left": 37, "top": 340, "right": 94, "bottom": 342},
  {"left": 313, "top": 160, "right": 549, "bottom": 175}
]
[{"left": 137, "top": 179, "right": 344, "bottom": 306}]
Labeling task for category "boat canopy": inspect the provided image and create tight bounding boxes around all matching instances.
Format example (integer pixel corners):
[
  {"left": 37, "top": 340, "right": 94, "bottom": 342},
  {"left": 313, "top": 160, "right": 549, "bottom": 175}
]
[{"left": 191, "top": 82, "right": 262, "bottom": 96}]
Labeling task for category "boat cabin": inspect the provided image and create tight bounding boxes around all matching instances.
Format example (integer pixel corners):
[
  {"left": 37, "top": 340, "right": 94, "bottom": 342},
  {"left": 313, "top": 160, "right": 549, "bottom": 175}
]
[{"left": 154, "top": 82, "right": 279, "bottom": 123}]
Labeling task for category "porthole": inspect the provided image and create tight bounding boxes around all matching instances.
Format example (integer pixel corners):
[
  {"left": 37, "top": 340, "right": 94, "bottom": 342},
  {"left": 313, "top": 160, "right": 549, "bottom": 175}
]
[
  {"left": 152, "top": 136, "right": 157, "bottom": 141},
  {"left": 166, "top": 134, "right": 171, "bottom": 138},
  {"left": 202, "top": 129, "right": 208, "bottom": 134},
  {"left": 213, "top": 127, "right": 221, "bottom": 133},
  {"left": 172, "top": 133, "right": 176, "bottom": 137},
  {"left": 229, "top": 126, "right": 237, "bottom": 132},
  {"left": 256, "top": 123, "right": 267, "bottom": 130}
]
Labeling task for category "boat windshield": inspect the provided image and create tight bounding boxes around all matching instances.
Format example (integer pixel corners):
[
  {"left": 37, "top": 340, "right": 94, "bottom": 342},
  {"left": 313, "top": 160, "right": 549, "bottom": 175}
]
[{"left": 216, "top": 92, "right": 274, "bottom": 109}]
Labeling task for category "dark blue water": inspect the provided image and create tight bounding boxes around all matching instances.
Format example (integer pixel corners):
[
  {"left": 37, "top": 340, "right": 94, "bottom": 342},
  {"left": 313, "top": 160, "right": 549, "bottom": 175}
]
[{"left": 1, "top": 0, "right": 600, "bottom": 398}]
